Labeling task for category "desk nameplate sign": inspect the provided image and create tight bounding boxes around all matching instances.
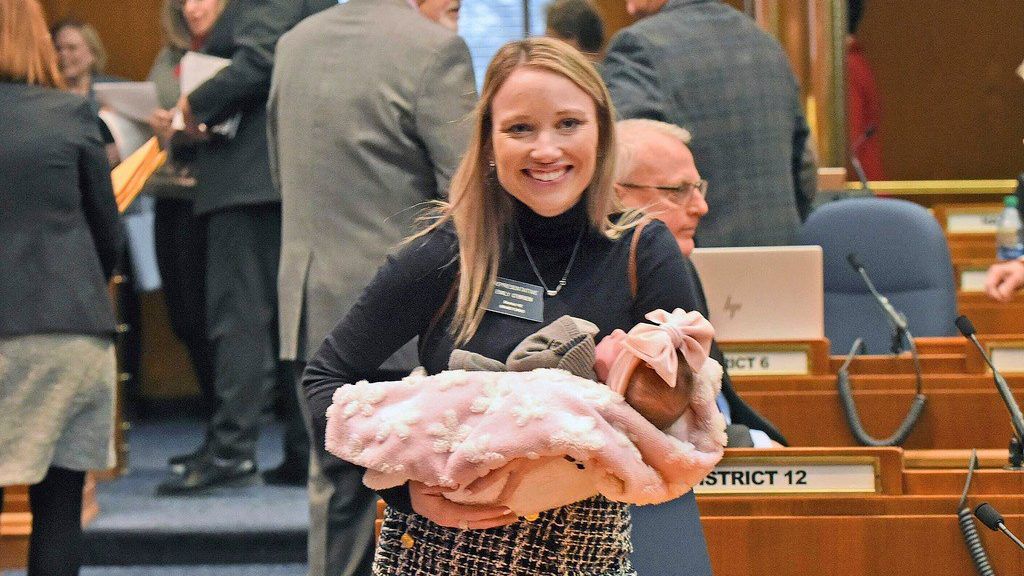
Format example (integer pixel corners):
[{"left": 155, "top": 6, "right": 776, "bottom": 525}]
[
  {"left": 695, "top": 456, "right": 881, "bottom": 495},
  {"left": 960, "top": 268, "right": 988, "bottom": 292},
  {"left": 723, "top": 348, "right": 809, "bottom": 376},
  {"left": 989, "top": 342, "right": 1024, "bottom": 374},
  {"left": 946, "top": 210, "right": 1000, "bottom": 234}
]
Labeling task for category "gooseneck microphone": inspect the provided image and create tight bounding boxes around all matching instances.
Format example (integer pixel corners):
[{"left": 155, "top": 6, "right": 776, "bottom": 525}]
[
  {"left": 836, "top": 254, "right": 925, "bottom": 447},
  {"left": 847, "top": 253, "right": 908, "bottom": 352},
  {"left": 849, "top": 125, "right": 877, "bottom": 193},
  {"left": 975, "top": 502, "right": 1024, "bottom": 550},
  {"left": 956, "top": 315, "right": 1024, "bottom": 468}
]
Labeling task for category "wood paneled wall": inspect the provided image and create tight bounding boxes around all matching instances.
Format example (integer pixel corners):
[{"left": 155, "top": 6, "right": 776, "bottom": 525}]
[
  {"left": 595, "top": 1, "right": 1023, "bottom": 181},
  {"left": 38, "top": 1, "right": 1022, "bottom": 185},
  {"left": 857, "top": 2, "right": 1024, "bottom": 180},
  {"left": 40, "top": 0, "right": 163, "bottom": 81},
  {"left": 591, "top": 0, "right": 635, "bottom": 40}
]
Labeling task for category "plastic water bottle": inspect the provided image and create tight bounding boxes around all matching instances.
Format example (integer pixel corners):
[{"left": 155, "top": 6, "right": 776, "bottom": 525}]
[{"left": 996, "top": 195, "right": 1024, "bottom": 260}]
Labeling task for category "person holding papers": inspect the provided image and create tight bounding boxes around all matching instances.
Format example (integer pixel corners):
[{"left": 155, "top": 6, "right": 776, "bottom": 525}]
[
  {"left": 51, "top": 18, "right": 114, "bottom": 98},
  {"left": 52, "top": 18, "right": 153, "bottom": 406},
  {"left": 142, "top": 0, "right": 225, "bottom": 421},
  {"left": 152, "top": 0, "right": 335, "bottom": 494},
  {"left": 154, "top": 0, "right": 335, "bottom": 495},
  {"left": 0, "top": 1, "right": 122, "bottom": 574}
]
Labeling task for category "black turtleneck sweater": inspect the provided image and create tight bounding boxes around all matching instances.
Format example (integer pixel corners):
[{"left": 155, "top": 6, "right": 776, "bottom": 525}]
[{"left": 303, "top": 198, "right": 702, "bottom": 512}]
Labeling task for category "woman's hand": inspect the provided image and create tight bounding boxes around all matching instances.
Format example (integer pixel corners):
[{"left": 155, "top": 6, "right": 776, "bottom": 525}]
[
  {"left": 148, "top": 108, "right": 176, "bottom": 144},
  {"left": 408, "top": 481, "right": 517, "bottom": 530},
  {"left": 985, "top": 260, "right": 1024, "bottom": 302}
]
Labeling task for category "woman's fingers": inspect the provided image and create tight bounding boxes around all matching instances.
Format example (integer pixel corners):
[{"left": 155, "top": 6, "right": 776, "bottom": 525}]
[
  {"left": 409, "top": 481, "right": 517, "bottom": 529},
  {"left": 462, "top": 514, "right": 520, "bottom": 530}
]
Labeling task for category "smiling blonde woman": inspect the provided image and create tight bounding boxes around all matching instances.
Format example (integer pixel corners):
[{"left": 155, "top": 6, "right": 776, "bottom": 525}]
[{"left": 303, "top": 37, "right": 715, "bottom": 575}]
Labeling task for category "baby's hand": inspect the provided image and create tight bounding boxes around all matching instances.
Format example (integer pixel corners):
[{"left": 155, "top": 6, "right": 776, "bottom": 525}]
[{"left": 624, "top": 355, "right": 693, "bottom": 429}]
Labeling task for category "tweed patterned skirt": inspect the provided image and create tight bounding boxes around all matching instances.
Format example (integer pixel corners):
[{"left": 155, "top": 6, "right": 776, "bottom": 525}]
[
  {"left": 373, "top": 496, "right": 636, "bottom": 576},
  {"left": 0, "top": 334, "right": 116, "bottom": 486}
]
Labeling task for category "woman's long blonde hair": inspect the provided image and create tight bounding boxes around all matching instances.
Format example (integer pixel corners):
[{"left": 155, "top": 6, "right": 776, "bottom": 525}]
[
  {"left": 413, "top": 37, "right": 636, "bottom": 344},
  {"left": 0, "top": 0, "right": 64, "bottom": 88}
]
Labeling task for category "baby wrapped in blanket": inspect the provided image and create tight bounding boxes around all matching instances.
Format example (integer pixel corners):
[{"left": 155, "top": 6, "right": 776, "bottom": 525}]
[{"left": 325, "top": 309, "right": 727, "bottom": 517}]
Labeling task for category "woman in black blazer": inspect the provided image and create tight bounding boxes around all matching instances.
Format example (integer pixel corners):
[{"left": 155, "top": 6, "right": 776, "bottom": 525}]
[{"left": 0, "top": 2, "right": 121, "bottom": 574}]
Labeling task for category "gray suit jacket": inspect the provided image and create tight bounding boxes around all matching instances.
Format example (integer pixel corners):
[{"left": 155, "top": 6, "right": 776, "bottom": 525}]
[
  {"left": 602, "top": 0, "right": 815, "bottom": 247},
  {"left": 0, "top": 83, "right": 121, "bottom": 338},
  {"left": 269, "top": 0, "right": 477, "bottom": 363}
]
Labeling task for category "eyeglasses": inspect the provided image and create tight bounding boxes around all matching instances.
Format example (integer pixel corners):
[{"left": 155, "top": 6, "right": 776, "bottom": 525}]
[{"left": 617, "top": 179, "right": 709, "bottom": 203}]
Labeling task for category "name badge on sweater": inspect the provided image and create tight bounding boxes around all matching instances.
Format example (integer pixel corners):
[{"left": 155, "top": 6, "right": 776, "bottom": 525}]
[{"left": 486, "top": 278, "right": 544, "bottom": 322}]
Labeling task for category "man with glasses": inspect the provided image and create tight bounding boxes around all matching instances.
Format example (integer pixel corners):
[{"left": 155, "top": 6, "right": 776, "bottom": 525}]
[
  {"left": 615, "top": 119, "right": 708, "bottom": 256},
  {"left": 615, "top": 118, "right": 786, "bottom": 448}
]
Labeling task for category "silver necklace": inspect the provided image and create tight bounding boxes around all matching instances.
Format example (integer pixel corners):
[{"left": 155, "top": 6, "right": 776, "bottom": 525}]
[{"left": 515, "top": 224, "right": 585, "bottom": 297}]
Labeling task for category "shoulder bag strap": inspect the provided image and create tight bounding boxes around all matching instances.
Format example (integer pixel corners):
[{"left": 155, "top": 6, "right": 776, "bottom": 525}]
[{"left": 628, "top": 218, "right": 651, "bottom": 298}]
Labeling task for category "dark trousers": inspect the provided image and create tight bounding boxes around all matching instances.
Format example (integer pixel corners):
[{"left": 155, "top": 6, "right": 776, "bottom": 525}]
[
  {"left": 154, "top": 197, "right": 216, "bottom": 415},
  {"left": 292, "top": 361, "right": 407, "bottom": 576},
  {"left": 280, "top": 362, "right": 310, "bottom": 462},
  {"left": 204, "top": 204, "right": 283, "bottom": 459},
  {"left": 630, "top": 491, "right": 713, "bottom": 575}
]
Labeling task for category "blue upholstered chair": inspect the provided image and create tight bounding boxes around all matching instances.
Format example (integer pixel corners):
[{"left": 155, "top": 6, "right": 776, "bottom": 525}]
[{"left": 798, "top": 197, "right": 957, "bottom": 354}]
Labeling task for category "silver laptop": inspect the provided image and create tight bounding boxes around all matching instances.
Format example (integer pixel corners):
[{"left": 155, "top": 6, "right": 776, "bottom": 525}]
[{"left": 689, "top": 246, "right": 824, "bottom": 341}]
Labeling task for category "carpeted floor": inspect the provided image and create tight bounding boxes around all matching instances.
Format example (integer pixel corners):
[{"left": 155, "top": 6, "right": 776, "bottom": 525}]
[{"left": 4, "top": 416, "right": 311, "bottom": 571}]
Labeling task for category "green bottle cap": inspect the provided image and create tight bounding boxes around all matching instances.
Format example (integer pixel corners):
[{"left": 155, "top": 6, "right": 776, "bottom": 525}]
[{"left": 1005, "top": 195, "right": 1018, "bottom": 208}]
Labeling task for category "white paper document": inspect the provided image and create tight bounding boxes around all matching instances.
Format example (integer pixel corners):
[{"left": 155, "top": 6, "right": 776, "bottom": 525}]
[
  {"left": 93, "top": 81, "right": 160, "bottom": 123},
  {"left": 98, "top": 109, "right": 152, "bottom": 160},
  {"left": 179, "top": 51, "right": 231, "bottom": 96},
  {"left": 174, "top": 51, "right": 240, "bottom": 138}
]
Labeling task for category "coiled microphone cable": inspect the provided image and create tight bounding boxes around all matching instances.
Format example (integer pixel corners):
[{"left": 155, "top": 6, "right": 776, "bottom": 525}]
[
  {"left": 836, "top": 337, "right": 926, "bottom": 446},
  {"left": 958, "top": 450, "right": 996, "bottom": 575}
]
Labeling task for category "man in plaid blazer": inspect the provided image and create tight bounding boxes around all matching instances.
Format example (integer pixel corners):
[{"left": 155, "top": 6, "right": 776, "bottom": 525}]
[{"left": 602, "top": 0, "right": 816, "bottom": 248}]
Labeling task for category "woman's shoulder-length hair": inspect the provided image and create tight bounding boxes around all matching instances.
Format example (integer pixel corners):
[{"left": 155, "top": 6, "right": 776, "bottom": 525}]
[{"left": 50, "top": 17, "right": 107, "bottom": 74}]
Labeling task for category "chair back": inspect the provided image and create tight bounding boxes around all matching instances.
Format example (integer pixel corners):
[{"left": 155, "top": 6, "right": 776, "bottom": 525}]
[{"left": 798, "top": 197, "right": 956, "bottom": 354}]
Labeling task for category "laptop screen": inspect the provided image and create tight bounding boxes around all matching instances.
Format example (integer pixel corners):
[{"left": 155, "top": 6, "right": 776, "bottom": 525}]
[{"left": 689, "top": 246, "right": 824, "bottom": 341}]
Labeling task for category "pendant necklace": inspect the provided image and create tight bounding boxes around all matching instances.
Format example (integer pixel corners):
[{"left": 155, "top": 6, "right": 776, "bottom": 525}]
[{"left": 516, "top": 223, "right": 585, "bottom": 297}]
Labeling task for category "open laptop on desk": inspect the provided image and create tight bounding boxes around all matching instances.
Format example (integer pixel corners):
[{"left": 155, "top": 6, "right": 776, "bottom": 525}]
[{"left": 689, "top": 246, "right": 824, "bottom": 341}]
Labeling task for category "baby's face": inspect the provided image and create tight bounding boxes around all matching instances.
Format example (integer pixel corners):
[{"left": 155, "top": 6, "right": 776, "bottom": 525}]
[{"left": 625, "top": 357, "right": 693, "bottom": 430}]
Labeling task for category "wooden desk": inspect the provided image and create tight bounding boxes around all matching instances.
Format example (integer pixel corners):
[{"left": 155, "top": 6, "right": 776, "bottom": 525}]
[
  {"left": 371, "top": 448, "right": 1024, "bottom": 575},
  {"left": 948, "top": 232, "right": 997, "bottom": 260},
  {"left": 699, "top": 447, "right": 1024, "bottom": 576},
  {"left": 856, "top": 181, "right": 1015, "bottom": 209},
  {"left": 959, "top": 292, "right": 1024, "bottom": 335},
  {"left": 726, "top": 337, "right": 1024, "bottom": 448},
  {"left": 0, "top": 487, "right": 29, "bottom": 570},
  {"left": 933, "top": 202, "right": 1003, "bottom": 234}
]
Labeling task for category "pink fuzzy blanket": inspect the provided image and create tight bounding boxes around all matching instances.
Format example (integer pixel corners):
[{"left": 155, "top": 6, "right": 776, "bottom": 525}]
[{"left": 324, "top": 310, "right": 727, "bottom": 517}]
